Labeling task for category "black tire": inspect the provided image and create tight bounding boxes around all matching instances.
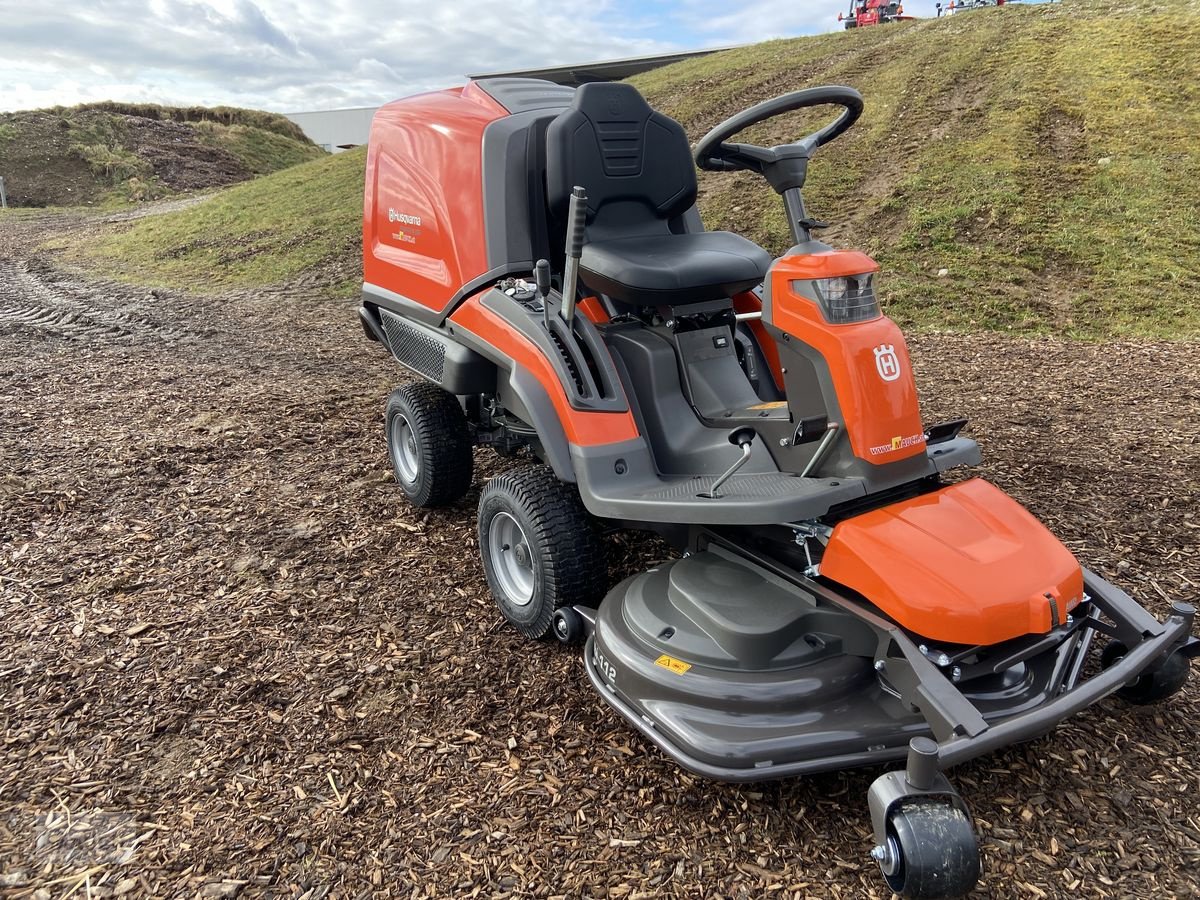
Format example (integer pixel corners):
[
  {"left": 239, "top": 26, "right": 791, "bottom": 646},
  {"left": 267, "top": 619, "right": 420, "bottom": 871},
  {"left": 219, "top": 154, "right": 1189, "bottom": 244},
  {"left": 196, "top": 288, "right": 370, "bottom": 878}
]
[
  {"left": 1100, "top": 641, "right": 1190, "bottom": 705},
  {"left": 385, "top": 383, "right": 473, "bottom": 507},
  {"left": 878, "top": 802, "right": 980, "bottom": 899},
  {"left": 477, "top": 465, "right": 606, "bottom": 640},
  {"left": 552, "top": 607, "right": 585, "bottom": 645}
]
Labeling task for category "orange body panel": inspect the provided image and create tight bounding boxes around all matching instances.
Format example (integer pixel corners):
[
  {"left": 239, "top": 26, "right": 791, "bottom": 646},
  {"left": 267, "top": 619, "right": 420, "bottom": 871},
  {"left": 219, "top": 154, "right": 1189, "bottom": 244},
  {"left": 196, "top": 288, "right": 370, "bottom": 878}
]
[
  {"left": 776, "top": 249, "right": 878, "bottom": 280},
  {"left": 449, "top": 296, "right": 638, "bottom": 447},
  {"left": 363, "top": 82, "right": 508, "bottom": 317},
  {"left": 770, "top": 252, "right": 926, "bottom": 465},
  {"left": 821, "top": 479, "right": 1085, "bottom": 645},
  {"left": 577, "top": 296, "right": 610, "bottom": 325}
]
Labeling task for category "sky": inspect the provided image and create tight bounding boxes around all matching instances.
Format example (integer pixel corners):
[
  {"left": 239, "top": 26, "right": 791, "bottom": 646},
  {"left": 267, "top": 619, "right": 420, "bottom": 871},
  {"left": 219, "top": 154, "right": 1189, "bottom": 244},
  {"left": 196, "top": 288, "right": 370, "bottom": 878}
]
[{"left": 0, "top": 0, "right": 956, "bottom": 114}]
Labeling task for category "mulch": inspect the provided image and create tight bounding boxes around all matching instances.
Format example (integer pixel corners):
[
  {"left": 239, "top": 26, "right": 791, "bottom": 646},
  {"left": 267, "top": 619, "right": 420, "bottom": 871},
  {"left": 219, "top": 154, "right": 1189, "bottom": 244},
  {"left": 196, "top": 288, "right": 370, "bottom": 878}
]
[{"left": 1, "top": 213, "right": 1197, "bottom": 898}]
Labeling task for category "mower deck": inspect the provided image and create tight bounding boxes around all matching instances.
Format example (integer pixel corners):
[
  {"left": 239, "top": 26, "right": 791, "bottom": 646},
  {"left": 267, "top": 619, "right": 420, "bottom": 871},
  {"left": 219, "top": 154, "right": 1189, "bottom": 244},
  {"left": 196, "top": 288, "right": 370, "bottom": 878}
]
[{"left": 580, "top": 541, "right": 1197, "bottom": 782}]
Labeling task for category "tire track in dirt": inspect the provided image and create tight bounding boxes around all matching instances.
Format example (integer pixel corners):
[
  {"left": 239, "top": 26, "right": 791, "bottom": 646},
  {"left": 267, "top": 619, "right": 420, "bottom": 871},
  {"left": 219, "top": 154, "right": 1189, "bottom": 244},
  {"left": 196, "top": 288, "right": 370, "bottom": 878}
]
[{"left": 0, "top": 257, "right": 192, "bottom": 343}]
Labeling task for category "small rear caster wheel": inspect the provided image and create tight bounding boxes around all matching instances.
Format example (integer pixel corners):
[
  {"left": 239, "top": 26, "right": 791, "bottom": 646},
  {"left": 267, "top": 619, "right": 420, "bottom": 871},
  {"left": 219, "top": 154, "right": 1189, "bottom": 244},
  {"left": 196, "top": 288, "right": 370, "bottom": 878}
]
[
  {"left": 873, "top": 801, "right": 980, "bottom": 899},
  {"left": 385, "top": 383, "right": 473, "bottom": 507},
  {"left": 552, "top": 607, "right": 585, "bottom": 645},
  {"left": 478, "top": 465, "right": 606, "bottom": 640},
  {"left": 1100, "top": 641, "right": 1190, "bottom": 704}
]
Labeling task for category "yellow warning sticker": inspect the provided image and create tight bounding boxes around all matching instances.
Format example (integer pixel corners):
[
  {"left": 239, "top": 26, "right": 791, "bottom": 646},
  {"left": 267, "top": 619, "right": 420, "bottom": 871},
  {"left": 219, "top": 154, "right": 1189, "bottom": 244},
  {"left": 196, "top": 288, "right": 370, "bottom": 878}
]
[
  {"left": 654, "top": 654, "right": 692, "bottom": 675},
  {"left": 749, "top": 401, "right": 789, "bottom": 410}
]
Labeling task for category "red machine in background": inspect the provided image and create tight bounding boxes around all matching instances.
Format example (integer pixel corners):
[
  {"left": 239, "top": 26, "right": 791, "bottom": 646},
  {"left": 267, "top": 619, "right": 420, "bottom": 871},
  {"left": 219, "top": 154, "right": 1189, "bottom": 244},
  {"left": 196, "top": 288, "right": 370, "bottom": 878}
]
[
  {"left": 839, "top": 0, "right": 914, "bottom": 28},
  {"left": 938, "top": 0, "right": 1008, "bottom": 14}
]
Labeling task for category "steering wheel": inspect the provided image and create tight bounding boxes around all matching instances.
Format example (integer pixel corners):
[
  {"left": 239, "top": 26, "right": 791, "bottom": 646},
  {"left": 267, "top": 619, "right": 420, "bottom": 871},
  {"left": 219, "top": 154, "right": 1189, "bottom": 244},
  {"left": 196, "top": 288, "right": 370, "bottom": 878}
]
[{"left": 693, "top": 86, "right": 864, "bottom": 191}]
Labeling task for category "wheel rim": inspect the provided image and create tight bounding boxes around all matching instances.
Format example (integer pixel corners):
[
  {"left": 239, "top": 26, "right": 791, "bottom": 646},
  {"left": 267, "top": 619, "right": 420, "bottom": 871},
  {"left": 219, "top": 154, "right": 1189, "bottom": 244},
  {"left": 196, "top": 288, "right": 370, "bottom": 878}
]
[
  {"left": 878, "top": 834, "right": 902, "bottom": 878},
  {"left": 488, "top": 512, "right": 535, "bottom": 606},
  {"left": 389, "top": 413, "right": 420, "bottom": 485}
]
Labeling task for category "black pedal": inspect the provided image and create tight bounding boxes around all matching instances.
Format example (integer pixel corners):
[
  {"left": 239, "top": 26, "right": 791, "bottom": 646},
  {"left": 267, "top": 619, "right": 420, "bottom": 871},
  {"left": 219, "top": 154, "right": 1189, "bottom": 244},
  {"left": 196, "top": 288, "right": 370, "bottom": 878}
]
[
  {"left": 793, "top": 415, "right": 829, "bottom": 445},
  {"left": 925, "top": 418, "right": 968, "bottom": 445}
]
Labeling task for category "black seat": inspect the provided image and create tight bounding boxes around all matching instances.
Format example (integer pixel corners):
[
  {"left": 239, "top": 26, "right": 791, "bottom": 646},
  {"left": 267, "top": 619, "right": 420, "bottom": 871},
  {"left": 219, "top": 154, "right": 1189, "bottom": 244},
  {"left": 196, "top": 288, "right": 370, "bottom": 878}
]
[{"left": 545, "top": 83, "right": 771, "bottom": 306}]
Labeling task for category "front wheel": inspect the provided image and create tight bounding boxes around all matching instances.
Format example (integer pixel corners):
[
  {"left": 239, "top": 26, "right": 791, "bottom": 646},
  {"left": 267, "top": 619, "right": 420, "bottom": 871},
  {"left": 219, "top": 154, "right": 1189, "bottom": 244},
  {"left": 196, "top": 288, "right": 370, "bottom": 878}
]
[
  {"left": 478, "top": 466, "right": 606, "bottom": 640},
  {"left": 875, "top": 802, "right": 980, "bottom": 899},
  {"left": 1100, "top": 641, "right": 1190, "bottom": 704}
]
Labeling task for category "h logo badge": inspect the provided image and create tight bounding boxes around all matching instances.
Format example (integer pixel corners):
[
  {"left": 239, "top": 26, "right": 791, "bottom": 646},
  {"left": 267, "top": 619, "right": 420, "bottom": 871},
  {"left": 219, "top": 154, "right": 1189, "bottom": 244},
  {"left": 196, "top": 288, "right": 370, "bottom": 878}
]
[{"left": 874, "top": 344, "right": 901, "bottom": 382}]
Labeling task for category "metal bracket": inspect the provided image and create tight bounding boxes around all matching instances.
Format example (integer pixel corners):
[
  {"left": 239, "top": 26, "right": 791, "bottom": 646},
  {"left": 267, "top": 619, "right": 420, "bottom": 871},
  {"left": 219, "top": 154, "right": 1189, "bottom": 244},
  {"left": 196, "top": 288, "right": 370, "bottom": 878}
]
[
  {"left": 875, "top": 632, "right": 990, "bottom": 742},
  {"left": 866, "top": 738, "right": 970, "bottom": 845}
]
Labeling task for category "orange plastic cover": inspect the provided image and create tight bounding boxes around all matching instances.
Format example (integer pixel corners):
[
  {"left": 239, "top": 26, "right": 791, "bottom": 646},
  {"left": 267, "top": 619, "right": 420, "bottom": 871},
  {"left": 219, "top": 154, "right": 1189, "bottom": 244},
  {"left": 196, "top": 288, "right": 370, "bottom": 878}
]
[
  {"left": 363, "top": 82, "right": 507, "bottom": 317},
  {"left": 449, "top": 295, "right": 638, "bottom": 447},
  {"left": 820, "top": 479, "right": 1085, "bottom": 646},
  {"left": 770, "top": 252, "right": 926, "bottom": 465}
]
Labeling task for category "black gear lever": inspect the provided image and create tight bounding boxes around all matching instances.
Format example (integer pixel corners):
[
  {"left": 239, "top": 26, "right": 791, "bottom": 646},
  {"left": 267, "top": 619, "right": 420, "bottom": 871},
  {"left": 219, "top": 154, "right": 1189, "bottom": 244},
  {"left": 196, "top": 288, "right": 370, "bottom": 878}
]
[{"left": 700, "top": 428, "right": 756, "bottom": 499}]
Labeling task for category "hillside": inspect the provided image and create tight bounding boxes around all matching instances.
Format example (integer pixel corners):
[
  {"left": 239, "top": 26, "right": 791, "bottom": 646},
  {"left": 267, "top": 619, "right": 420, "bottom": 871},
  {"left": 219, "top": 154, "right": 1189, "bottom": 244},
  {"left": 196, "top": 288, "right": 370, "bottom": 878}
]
[
  {"left": 0, "top": 102, "right": 324, "bottom": 207},
  {"left": 65, "top": 0, "right": 1200, "bottom": 336}
]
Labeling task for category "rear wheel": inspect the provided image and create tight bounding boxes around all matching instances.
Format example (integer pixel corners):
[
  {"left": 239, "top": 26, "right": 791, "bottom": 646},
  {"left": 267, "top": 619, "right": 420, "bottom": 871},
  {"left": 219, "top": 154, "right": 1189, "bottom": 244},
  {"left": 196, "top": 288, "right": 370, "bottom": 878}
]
[
  {"left": 385, "top": 383, "right": 473, "bottom": 507},
  {"left": 478, "top": 465, "right": 606, "bottom": 640},
  {"left": 1100, "top": 640, "right": 1190, "bottom": 704}
]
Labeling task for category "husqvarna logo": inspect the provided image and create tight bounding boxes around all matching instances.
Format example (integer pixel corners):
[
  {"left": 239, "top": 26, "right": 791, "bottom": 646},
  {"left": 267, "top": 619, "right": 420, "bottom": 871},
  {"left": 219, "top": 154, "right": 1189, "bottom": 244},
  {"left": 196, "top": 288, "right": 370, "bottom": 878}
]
[
  {"left": 387, "top": 208, "right": 421, "bottom": 226},
  {"left": 874, "top": 344, "right": 901, "bottom": 382}
]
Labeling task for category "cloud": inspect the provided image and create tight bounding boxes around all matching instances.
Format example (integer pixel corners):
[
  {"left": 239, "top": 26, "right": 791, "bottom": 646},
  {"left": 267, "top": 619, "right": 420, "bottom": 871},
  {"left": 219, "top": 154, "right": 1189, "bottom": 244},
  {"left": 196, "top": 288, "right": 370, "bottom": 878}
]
[
  {"left": 0, "top": 0, "right": 677, "bottom": 111},
  {"left": 0, "top": 0, "right": 965, "bottom": 113}
]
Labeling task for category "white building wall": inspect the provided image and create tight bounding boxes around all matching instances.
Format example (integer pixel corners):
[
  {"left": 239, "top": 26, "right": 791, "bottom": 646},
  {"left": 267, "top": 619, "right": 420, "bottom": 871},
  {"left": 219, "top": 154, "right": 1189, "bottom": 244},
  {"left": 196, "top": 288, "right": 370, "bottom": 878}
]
[{"left": 284, "top": 107, "right": 378, "bottom": 153}]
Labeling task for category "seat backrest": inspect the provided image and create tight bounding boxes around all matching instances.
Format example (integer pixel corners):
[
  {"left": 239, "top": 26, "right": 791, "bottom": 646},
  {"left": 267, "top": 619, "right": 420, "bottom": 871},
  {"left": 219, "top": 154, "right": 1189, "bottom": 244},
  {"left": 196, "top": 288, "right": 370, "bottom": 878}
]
[{"left": 545, "top": 83, "right": 697, "bottom": 242}]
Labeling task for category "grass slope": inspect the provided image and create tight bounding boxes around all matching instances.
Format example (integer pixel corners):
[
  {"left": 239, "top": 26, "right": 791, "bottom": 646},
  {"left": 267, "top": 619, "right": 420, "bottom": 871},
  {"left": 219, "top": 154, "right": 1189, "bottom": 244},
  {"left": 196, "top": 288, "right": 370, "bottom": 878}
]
[
  {"left": 72, "top": 0, "right": 1200, "bottom": 336},
  {"left": 0, "top": 102, "right": 323, "bottom": 207},
  {"left": 631, "top": 0, "right": 1200, "bottom": 336},
  {"left": 69, "top": 148, "right": 367, "bottom": 296}
]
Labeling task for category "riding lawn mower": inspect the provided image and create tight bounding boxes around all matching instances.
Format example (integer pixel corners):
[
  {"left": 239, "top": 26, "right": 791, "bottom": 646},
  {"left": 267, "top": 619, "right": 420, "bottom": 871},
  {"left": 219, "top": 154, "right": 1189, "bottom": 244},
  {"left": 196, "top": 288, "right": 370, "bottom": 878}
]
[{"left": 358, "top": 77, "right": 1197, "bottom": 898}]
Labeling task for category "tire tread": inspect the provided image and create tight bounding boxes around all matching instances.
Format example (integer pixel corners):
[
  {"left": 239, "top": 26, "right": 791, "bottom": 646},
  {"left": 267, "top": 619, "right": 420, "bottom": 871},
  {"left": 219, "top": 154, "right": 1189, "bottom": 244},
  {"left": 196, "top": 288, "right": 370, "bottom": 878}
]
[
  {"left": 386, "top": 382, "right": 473, "bottom": 507},
  {"left": 479, "top": 465, "right": 607, "bottom": 639}
]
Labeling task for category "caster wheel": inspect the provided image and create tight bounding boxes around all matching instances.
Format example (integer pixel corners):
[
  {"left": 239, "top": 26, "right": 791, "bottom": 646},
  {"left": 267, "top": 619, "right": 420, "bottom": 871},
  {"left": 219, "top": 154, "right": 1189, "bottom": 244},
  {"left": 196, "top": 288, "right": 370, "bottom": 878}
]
[
  {"left": 478, "top": 465, "right": 607, "bottom": 640},
  {"left": 385, "top": 383, "right": 473, "bottom": 507},
  {"left": 552, "top": 607, "right": 585, "bottom": 645},
  {"left": 874, "top": 801, "right": 980, "bottom": 899},
  {"left": 1100, "top": 641, "right": 1190, "bottom": 704}
]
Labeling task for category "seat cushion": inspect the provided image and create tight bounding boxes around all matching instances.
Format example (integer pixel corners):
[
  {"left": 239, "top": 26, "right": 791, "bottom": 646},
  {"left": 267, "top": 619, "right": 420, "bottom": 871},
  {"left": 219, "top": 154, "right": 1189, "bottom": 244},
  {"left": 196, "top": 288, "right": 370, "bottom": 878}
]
[{"left": 579, "top": 231, "right": 772, "bottom": 305}]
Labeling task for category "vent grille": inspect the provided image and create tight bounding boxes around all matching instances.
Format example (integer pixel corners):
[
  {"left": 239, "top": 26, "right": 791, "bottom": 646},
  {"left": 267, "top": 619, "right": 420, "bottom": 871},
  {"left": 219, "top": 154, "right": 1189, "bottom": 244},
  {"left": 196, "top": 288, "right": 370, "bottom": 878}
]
[{"left": 379, "top": 310, "right": 445, "bottom": 382}]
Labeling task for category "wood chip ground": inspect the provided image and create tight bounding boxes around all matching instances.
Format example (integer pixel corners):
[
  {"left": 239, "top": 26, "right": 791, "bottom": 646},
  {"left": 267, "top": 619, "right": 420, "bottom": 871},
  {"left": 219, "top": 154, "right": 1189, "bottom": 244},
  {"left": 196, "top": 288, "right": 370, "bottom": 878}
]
[{"left": 1, "top": 215, "right": 1197, "bottom": 898}]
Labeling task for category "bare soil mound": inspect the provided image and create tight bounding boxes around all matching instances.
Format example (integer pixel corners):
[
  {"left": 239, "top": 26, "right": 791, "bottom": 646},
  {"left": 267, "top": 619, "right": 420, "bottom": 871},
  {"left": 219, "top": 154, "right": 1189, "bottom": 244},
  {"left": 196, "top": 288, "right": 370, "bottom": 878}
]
[{"left": 0, "top": 104, "right": 321, "bottom": 208}]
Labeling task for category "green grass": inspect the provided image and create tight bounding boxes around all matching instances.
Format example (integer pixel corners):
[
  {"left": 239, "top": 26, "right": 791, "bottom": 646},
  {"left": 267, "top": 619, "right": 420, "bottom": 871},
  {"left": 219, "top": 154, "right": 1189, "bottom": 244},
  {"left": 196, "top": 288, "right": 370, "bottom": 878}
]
[
  {"left": 193, "top": 121, "right": 324, "bottom": 175},
  {"left": 64, "top": 100, "right": 309, "bottom": 141},
  {"left": 76, "top": 0, "right": 1200, "bottom": 336},
  {"left": 74, "top": 148, "right": 366, "bottom": 296},
  {"left": 629, "top": 0, "right": 1200, "bottom": 337}
]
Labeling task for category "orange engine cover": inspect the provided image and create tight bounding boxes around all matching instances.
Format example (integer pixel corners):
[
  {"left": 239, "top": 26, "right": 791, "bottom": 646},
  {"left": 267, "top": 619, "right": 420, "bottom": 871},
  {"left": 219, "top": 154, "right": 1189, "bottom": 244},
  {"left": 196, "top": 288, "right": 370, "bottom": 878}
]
[
  {"left": 820, "top": 479, "right": 1085, "bottom": 645},
  {"left": 363, "top": 82, "right": 507, "bottom": 318}
]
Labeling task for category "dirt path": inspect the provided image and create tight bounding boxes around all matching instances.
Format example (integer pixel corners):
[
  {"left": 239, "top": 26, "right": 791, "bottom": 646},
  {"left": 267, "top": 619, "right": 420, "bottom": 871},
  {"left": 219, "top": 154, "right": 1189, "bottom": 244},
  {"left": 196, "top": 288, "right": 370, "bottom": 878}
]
[{"left": 1, "top": 217, "right": 1198, "bottom": 899}]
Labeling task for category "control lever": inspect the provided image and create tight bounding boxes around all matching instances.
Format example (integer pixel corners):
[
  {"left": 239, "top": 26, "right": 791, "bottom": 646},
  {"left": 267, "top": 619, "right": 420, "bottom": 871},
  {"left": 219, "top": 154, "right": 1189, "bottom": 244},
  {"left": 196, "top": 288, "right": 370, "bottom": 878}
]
[
  {"left": 534, "top": 258, "right": 552, "bottom": 328},
  {"left": 700, "top": 428, "right": 756, "bottom": 499},
  {"left": 561, "top": 186, "right": 587, "bottom": 327}
]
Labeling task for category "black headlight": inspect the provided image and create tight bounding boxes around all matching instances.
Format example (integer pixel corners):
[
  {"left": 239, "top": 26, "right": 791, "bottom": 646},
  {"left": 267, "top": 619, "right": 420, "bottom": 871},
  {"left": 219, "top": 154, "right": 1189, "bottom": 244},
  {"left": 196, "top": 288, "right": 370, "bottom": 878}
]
[{"left": 802, "top": 273, "right": 881, "bottom": 324}]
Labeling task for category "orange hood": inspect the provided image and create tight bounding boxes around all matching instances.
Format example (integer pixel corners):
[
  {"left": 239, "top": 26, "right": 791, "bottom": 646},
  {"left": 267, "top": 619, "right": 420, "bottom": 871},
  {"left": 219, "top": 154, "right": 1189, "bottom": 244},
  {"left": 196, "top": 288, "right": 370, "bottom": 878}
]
[{"left": 821, "top": 478, "right": 1084, "bottom": 646}]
